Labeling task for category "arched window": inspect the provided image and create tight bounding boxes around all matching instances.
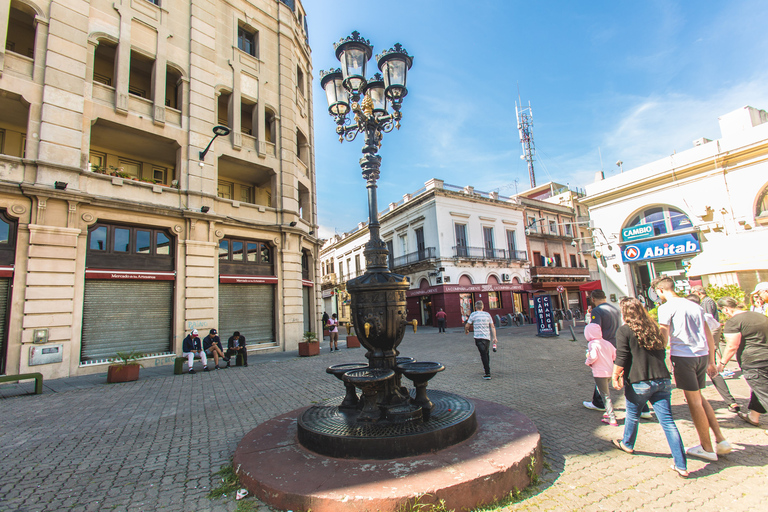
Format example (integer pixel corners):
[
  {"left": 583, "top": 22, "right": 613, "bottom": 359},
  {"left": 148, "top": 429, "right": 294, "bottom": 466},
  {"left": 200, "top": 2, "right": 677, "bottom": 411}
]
[
  {"left": 0, "top": 210, "right": 18, "bottom": 265},
  {"left": 757, "top": 185, "right": 768, "bottom": 222},
  {"left": 624, "top": 206, "right": 693, "bottom": 238},
  {"left": 458, "top": 274, "right": 473, "bottom": 286}
]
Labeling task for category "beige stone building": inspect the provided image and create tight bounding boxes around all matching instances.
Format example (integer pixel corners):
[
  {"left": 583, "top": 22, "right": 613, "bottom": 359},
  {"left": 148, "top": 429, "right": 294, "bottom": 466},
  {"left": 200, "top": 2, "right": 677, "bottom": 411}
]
[{"left": 0, "top": 0, "right": 319, "bottom": 378}]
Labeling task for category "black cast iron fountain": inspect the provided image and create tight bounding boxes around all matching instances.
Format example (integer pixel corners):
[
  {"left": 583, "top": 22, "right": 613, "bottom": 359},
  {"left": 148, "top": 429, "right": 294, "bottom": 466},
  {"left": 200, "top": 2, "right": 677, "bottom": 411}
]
[{"left": 297, "top": 32, "right": 476, "bottom": 459}]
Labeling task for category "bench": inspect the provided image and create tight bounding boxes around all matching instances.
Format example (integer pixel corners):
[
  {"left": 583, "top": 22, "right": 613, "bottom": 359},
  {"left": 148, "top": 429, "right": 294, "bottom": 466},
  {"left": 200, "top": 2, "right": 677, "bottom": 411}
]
[
  {"left": 174, "top": 353, "right": 246, "bottom": 374},
  {"left": 0, "top": 372, "right": 44, "bottom": 395}
]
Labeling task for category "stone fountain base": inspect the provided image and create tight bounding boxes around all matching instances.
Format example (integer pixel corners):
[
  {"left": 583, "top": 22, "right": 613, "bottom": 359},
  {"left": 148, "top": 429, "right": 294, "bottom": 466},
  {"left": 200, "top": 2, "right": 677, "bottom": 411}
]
[{"left": 233, "top": 398, "right": 542, "bottom": 512}]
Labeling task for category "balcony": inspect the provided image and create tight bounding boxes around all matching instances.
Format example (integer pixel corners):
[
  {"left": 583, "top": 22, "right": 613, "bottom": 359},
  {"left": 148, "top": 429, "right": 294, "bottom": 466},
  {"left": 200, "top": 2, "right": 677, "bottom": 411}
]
[
  {"left": 453, "top": 246, "right": 528, "bottom": 261},
  {"left": 530, "top": 266, "right": 590, "bottom": 280},
  {"left": 392, "top": 247, "right": 436, "bottom": 268},
  {"left": 321, "top": 273, "right": 337, "bottom": 288}
]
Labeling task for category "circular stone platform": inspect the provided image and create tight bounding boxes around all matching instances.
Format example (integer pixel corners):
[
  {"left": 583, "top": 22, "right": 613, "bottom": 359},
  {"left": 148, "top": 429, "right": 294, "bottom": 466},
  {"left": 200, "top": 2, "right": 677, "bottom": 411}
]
[
  {"left": 234, "top": 397, "right": 542, "bottom": 512},
  {"left": 298, "top": 390, "right": 477, "bottom": 459}
]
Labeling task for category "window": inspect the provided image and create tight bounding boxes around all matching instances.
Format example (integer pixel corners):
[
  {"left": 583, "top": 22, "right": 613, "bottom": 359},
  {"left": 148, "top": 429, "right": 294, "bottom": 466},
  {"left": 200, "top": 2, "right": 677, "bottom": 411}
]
[
  {"left": 548, "top": 220, "right": 557, "bottom": 235},
  {"left": 527, "top": 216, "right": 538, "bottom": 232},
  {"left": 506, "top": 230, "right": 517, "bottom": 257},
  {"left": 86, "top": 223, "right": 174, "bottom": 270},
  {"left": 6, "top": 3, "right": 36, "bottom": 60},
  {"left": 553, "top": 253, "right": 562, "bottom": 267},
  {"left": 570, "top": 254, "right": 577, "bottom": 267},
  {"left": 165, "top": 65, "right": 182, "bottom": 110},
  {"left": 152, "top": 168, "right": 167, "bottom": 184},
  {"left": 89, "top": 152, "right": 106, "bottom": 170},
  {"left": 296, "top": 129, "right": 309, "bottom": 164},
  {"left": 625, "top": 206, "right": 693, "bottom": 238},
  {"left": 415, "top": 227, "right": 425, "bottom": 259},
  {"left": 93, "top": 40, "right": 117, "bottom": 87},
  {"left": 338, "top": 261, "right": 344, "bottom": 279},
  {"left": 386, "top": 240, "right": 394, "bottom": 270},
  {"left": 218, "top": 92, "right": 231, "bottom": 127},
  {"left": 297, "top": 65, "right": 305, "bottom": 96},
  {"left": 241, "top": 98, "right": 255, "bottom": 135},
  {"left": 217, "top": 181, "right": 234, "bottom": 199},
  {"left": 483, "top": 226, "right": 494, "bottom": 258},
  {"left": 264, "top": 109, "right": 276, "bottom": 143},
  {"left": 129, "top": 51, "right": 154, "bottom": 100},
  {"left": 240, "top": 186, "right": 252, "bottom": 204},
  {"left": 399, "top": 233, "right": 408, "bottom": 255},
  {"left": 0, "top": 210, "right": 18, "bottom": 265},
  {"left": 238, "top": 25, "right": 257, "bottom": 57},
  {"left": 218, "top": 237, "right": 273, "bottom": 276},
  {"left": 533, "top": 251, "right": 542, "bottom": 266},
  {"left": 355, "top": 254, "right": 361, "bottom": 275},
  {"left": 455, "top": 223, "right": 467, "bottom": 256},
  {"left": 488, "top": 291, "right": 502, "bottom": 310},
  {"left": 302, "top": 251, "right": 310, "bottom": 280},
  {"left": 118, "top": 158, "right": 142, "bottom": 178},
  {"left": 564, "top": 223, "right": 573, "bottom": 237}
]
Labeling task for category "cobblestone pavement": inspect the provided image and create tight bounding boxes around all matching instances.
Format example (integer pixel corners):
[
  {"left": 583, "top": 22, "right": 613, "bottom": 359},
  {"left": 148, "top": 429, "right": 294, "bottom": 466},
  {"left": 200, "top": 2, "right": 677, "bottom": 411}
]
[{"left": 1, "top": 324, "right": 767, "bottom": 512}]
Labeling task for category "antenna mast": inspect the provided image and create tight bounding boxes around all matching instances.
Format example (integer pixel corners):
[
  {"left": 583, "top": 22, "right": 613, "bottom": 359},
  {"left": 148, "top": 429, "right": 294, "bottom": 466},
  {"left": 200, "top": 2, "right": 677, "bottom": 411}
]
[{"left": 515, "top": 96, "right": 536, "bottom": 188}]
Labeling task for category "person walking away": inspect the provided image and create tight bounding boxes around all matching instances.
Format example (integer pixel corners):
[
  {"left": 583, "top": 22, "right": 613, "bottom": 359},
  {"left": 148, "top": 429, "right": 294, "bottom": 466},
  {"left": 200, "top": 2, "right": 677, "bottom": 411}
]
[
  {"left": 584, "top": 323, "right": 618, "bottom": 426},
  {"left": 328, "top": 313, "right": 339, "bottom": 351},
  {"left": 653, "top": 276, "right": 731, "bottom": 461},
  {"left": 611, "top": 298, "right": 689, "bottom": 477},
  {"left": 718, "top": 296, "right": 768, "bottom": 431},
  {"left": 322, "top": 311, "right": 330, "bottom": 331},
  {"left": 436, "top": 308, "right": 447, "bottom": 333},
  {"left": 226, "top": 331, "right": 247, "bottom": 367},
  {"left": 693, "top": 285, "right": 723, "bottom": 358},
  {"left": 203, "top": 328, "right": 229, "bottom": 369},
  {"left": 182, "top": 329, "right": 207, "bottom": 373},
  {"left": 686, "top": 294, "right": 740, "bottom": 412},
  {"left": 465, "top": 301, "right": 497, "bottom": 380}
]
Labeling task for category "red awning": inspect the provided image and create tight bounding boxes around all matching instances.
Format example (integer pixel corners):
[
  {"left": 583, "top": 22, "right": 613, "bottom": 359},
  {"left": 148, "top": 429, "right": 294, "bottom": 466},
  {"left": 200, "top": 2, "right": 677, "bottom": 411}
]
[{"left": 578, "top": 280, "right": 602, "bottom": 292}]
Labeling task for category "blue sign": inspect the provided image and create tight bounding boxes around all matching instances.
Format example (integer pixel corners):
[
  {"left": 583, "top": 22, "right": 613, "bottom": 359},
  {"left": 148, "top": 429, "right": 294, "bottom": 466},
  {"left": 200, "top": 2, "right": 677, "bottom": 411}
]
[
  {"left": 534, "top": 295, "right": 556, "bottom": 337},
  {"left": 622, "top": 223, "right": 654, "bottom": 242},
  {"left": 621, "top": 233, "right": 701, "bottom": 263}
]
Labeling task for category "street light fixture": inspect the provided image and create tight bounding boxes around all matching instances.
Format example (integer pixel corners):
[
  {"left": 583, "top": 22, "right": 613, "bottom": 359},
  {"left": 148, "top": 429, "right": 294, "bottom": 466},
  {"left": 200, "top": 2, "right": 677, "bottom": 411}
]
[{"left": 199, "top": 125, "right": 231, "bottom": 161}]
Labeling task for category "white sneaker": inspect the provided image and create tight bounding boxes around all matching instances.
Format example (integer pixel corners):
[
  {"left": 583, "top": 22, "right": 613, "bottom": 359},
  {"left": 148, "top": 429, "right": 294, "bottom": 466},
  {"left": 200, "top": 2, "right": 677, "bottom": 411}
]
[
  {"left": 686, "top": 444, "right": 718, "bottom": 461},
  {"left": 583, "top": 401, "right": 605, "bottom": 411},
  {"left": 715, "top": 440, "right": 732, "bottom": 455},
  {"left": 640, "top": 411, "right": 653, "bottom": 420}
]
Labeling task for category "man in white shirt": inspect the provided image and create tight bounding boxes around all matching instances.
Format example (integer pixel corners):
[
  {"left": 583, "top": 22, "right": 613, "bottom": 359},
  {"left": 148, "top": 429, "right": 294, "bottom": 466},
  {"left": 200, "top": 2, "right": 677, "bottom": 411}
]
[
  {"left": 465, "top": 301, "right": 497, "bottom": 380},
  {"left": 653, "top": 276, "right": 731, "bottom": 461}
]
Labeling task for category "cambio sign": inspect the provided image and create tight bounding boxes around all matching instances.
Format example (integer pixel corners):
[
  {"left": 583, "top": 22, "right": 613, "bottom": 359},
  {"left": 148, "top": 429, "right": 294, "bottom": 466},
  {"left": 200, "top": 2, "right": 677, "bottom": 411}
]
[{"left": 621, "top": 233, "right": 701, "bottom": 263}]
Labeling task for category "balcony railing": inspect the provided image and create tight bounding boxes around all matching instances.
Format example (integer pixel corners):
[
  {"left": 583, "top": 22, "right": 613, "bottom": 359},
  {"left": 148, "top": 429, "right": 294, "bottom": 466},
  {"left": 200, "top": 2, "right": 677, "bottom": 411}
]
[
  {"left": 530, "top": 266, "right": 591, "bottom": 278},
  {"left": 392, "top": 247, "right": 436, "bottom": 268},
  {"left": 453, "top": 246, "right": 528, "bottom": 261}
]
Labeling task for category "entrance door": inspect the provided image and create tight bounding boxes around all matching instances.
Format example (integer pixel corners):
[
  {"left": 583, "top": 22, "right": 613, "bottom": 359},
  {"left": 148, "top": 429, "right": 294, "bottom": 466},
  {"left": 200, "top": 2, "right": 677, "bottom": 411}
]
[
  {"left": 302, "top": 285, "right": 312, "bottom": 333},
  {"left": 420, "top": 295, "right": 432, "bottom": 326}
]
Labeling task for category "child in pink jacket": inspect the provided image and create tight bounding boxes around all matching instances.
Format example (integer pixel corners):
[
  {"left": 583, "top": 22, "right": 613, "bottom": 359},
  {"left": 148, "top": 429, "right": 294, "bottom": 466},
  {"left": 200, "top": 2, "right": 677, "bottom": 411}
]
[{"left": 585, "top": 323, "right": 618, "bottom": 426}]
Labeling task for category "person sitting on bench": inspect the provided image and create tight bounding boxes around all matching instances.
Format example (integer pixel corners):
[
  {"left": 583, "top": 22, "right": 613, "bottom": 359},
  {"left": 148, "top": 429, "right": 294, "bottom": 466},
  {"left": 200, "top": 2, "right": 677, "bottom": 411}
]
[
  {"left": 203, "top": 329, "right": 229, "bottom": 369},
  {"left": 182, "top": 329, "right": 207, "bottom": 373},
  {"left": 226, "top": 331, "right": 247, "bottom": 367}
]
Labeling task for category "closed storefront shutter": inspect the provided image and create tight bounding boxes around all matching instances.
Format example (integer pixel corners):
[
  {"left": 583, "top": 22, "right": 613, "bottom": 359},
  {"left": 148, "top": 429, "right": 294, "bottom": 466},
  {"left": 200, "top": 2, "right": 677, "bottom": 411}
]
[
  {"left": 0, "top": 278, "right": 9, "bottom": 372},
  {"left": 82, "top": 280, "right": 173, "bottom": 361},
  {"left": 218, "top": 284, "right": 275, "bottom": 345},
  {"left": 302, "top": 285, "right": 311, "bottom": 333}
]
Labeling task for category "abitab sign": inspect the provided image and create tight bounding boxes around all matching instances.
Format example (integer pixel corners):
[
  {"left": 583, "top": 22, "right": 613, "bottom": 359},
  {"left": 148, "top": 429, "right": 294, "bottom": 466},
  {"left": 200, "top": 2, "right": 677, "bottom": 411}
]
[{"left": 621, "top": 233, "right": 701, "bottom": 263}]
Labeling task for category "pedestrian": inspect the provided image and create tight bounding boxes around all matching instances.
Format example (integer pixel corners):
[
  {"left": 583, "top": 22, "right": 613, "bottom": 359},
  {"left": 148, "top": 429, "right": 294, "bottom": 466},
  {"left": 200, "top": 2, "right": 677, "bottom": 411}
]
[
  {"left": 182, "top": 329, "right": 207, "bottom": 373},
  {"left": 718, "top": 296, "right": 768, "bottom": 430},
  {"left": 203, "top": 328, "right": 229, "bottom": 369},
  {"left": 226, "top": 331, "right": 247, "bottom": 367},
  {"left": 584, "top": 323, "right": 617, "bottom": 426},
  {"left": 752, "top": 282, "right": 768, "bottom": 316},
  {"left": 751, "top": 294, "right": 765, "bottom": 315},
  {"left": 653, "top": 276, "right": 731, "bottom": 461},
  {"left": 436, "top": 308, "right": 447, "bottom": 333},
  {"left": 686, "top": 294, "right": 740, "bottom": 412},
  {"left": 692, "top": 285, "right": 723, "bottom": 357},
  {"left": 328, "top": 313, "right": 339, "bottom": 351},
  {"left": 322, "top": 311, "right": 330, "bottom": 330},
  {"left": 611, "top": 297, "right": 689, "bottom": 477},
  {"left": 465, "top": 301, "right": 497, "bottom": 380}
]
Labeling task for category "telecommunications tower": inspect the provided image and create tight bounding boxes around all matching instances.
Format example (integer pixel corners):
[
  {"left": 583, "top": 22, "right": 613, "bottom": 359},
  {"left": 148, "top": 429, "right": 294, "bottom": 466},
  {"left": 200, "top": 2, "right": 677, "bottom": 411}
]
[{"left": 515, "top": 99, "right": 536, "bottom": 188}]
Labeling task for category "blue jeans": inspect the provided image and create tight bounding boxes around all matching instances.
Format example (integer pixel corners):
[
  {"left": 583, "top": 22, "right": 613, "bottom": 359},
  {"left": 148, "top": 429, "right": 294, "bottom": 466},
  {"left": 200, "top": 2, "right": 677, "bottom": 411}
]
[{"left": 622, "top": 378, "right": 687, "bottom": 471}]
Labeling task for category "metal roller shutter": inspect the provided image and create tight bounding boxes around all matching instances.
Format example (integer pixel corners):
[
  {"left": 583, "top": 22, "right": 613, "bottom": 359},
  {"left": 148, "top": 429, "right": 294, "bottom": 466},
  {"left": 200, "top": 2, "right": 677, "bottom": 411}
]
[
  {"left": 0, "top": 278, "right": 9, "bottom": 372},
  {"left": 302, "top": 286, "right": 311, "bottom": 333},
  {"left": 81, "top": 280, "right": 173, "bottom": 361},
  {"left": 218, "top": 284, "right": 275, "bottom": 345}
]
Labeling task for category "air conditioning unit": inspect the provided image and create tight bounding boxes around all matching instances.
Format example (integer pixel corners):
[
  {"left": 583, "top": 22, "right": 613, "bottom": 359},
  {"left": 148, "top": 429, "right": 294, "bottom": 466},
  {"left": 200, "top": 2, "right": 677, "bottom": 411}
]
[
  {"left": 436, "top": 277, "right": 442, "bottom": 284},
  {"left": 502, "top": 273, "right": 511, "bottom": 282},
  {"left": 443, "top": 276, "right": 451, "bottom": 283}
]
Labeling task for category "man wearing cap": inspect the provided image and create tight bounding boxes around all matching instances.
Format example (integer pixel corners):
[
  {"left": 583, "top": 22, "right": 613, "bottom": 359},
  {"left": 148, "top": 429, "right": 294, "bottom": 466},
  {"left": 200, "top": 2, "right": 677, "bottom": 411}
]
[
  {"left": 182, "top": 329, "right": 207, "bottom": 373},
  {"left": 203, "top": 328, "right": 229, "bottom": 369},
  {"left": 226, "top": 331, "right": 247, "bottom": 367},
  {"left": 753, "top": 283, "right": 768, "bottom": 317}
]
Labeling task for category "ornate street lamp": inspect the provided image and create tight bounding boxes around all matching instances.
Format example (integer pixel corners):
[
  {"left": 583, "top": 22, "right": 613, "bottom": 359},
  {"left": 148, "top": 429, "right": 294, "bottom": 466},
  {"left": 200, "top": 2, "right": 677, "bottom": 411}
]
[{"left": 319, "top": 32, "right": 417, "bottom": 423}]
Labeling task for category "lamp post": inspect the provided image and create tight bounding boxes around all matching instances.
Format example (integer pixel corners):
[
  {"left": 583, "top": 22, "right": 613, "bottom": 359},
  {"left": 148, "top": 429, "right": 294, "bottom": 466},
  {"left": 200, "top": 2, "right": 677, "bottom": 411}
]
[{"left": 319, "top": 32, "right": 416, "bottom": 422}]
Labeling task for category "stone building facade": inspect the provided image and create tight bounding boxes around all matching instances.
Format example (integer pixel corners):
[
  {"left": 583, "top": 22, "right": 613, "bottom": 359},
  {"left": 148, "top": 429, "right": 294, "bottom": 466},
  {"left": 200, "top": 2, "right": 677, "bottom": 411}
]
[
  {"left": 0, "top": 0, "right": 319, "bottom": 378},
  {"left": 583, "top": 106, "right": 768, "bottom": 302}
]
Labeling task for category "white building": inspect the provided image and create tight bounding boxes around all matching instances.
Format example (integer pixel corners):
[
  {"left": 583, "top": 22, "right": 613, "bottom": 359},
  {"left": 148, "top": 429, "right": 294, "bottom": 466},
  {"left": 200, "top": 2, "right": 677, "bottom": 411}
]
[
  {"left": 321, "top": 179, "right": 589, "bottom": 328},
  {"left": 583, "top": 106, "right": 768, "bottom": 302}
]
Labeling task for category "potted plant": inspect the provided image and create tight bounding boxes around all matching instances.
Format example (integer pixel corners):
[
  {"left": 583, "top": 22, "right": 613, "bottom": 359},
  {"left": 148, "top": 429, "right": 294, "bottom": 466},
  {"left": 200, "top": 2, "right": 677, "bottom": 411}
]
[
  {"left": 298, "top": 331, "right": 320, "bottom": 357},
  {"left": 107, "top": 351, "right": 143, "bottom": 383}
]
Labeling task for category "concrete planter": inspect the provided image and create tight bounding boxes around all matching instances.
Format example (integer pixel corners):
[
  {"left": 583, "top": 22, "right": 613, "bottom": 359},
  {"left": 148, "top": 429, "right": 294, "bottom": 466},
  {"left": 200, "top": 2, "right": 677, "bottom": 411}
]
[
  {"left": 346, "top": 336, "right": 360, "bottom": 348},
  {"left": 298, "top": 342, "right": 320, "bottom": 357},
  {"left": 107, "top": 364, "right": 140, "bottom": 383}
]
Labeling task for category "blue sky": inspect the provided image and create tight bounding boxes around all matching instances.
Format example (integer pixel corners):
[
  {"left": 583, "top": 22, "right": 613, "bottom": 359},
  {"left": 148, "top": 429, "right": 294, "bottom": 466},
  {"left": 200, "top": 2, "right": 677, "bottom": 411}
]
[{"left": 305, "top": 0, "right": 768, "bottom": 238}]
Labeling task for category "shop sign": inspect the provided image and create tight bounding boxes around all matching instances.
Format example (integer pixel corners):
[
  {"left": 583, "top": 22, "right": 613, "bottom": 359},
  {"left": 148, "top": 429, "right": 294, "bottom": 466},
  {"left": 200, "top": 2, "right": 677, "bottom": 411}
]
[
  {"left": 621, "top": 233, "right": 700, "bottom": 263},
  {"left": 622, "top": 223, "right": 654, "bottom": 242},
  {"left": 219, "top": 275, "right": 278, "bottom": 284},
  {"left": 405, "top": 283, "right": 531, "bottom": 297},
  {"left": 534, "top": 295, "right": 556, "bottom": 337},
  {"left": 85, "top": 269, "right": 176, "bottom": 280}
]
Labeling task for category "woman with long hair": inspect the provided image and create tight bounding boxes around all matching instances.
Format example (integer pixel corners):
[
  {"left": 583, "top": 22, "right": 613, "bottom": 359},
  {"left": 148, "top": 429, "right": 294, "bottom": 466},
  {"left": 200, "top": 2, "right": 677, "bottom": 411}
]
[
  {"left": 612, "top": 297, "right": 688, "bottom": 477},
  {"left": 717, "top": 296, "right": 768, "bottom": 430}
]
